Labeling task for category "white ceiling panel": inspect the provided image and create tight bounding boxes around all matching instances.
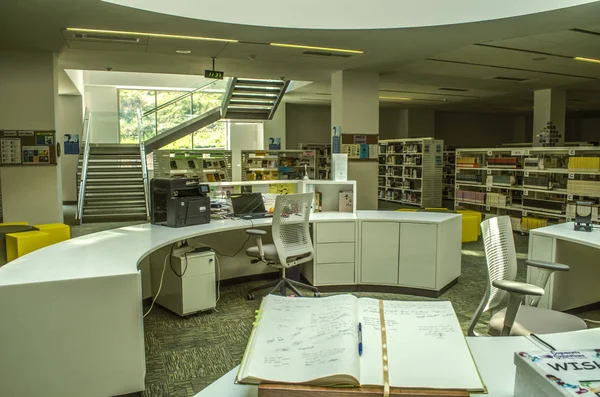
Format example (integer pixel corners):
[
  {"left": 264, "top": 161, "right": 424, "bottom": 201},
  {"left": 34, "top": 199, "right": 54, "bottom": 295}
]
[{"left": 65, "top": 40, "right": 148, "bottom": 53}]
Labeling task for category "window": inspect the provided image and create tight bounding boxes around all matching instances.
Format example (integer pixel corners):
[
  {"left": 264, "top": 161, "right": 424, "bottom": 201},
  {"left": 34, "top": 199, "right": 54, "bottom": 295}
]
[{"left": 118, "top": 88, "right": 227, "bottom": 149}]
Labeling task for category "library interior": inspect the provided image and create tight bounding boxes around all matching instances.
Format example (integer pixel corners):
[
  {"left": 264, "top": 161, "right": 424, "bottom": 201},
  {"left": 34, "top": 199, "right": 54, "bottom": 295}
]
[{"left": 3, "top": 1, "right": 600, "bottom": 397}]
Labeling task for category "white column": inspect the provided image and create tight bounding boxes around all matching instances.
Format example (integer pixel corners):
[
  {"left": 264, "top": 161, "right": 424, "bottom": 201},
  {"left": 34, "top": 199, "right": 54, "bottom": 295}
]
[
  {"left": 533, "top": 89, "right": 566, "bottom": 147},
  {"left": 331, "top": 70, "right": 379, "bottom": 210}
]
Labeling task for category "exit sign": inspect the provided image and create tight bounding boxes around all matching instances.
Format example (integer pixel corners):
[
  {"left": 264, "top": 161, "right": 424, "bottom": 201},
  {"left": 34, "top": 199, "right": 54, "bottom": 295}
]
[{"left": 205, "top": 69, "right": 224, "bottom": 80}]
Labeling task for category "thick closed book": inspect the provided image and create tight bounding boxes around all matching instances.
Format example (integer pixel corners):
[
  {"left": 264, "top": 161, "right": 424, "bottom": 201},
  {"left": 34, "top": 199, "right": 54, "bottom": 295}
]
[
  {"left": 237, "top": 295, "right": 485, "bottom": 392},
  {"left": 515, "top": 350, "right": 600, "bottom": 396}
]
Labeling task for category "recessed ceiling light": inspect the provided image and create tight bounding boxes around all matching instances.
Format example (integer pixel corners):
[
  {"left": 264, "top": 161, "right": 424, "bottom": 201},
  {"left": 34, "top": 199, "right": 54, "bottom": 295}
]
[
  {"left": 270, "top": 42, "right": 364, "bottom": 54},
  {"left": 574, "top": 56, "right": 600, "bottom": 64},
  {"left": 65, "top": 27, "right": 238, "bottom": 43},
  {"left": 379, "top": 96, "right": 412, "bottom": 101},
  {"left": 176, "top": 50, "right": 191, "bottom": 54}
]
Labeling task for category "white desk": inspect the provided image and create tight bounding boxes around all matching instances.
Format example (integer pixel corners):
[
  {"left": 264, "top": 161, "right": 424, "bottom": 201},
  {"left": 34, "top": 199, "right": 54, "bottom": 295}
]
[
  {"left": 528, "top": 222, "right": 600, "bottom": 310},
  {"left": 0, "top": 211, "right": 461, "bottom": 397},
  {"left": 194, "top": 328, "right": 600, "bottom": 397}
]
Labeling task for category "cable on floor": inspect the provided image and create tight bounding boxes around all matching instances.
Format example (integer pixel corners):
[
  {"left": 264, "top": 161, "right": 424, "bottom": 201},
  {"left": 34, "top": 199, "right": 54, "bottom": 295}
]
[{"left": 143, "top": 243, "right": 175, "bottom": 318}]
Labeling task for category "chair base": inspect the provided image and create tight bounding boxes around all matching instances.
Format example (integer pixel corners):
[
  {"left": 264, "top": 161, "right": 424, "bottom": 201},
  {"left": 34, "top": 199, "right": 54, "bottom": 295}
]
[{"left": 247, "top": 277, "right": 319, "bottom": 300}]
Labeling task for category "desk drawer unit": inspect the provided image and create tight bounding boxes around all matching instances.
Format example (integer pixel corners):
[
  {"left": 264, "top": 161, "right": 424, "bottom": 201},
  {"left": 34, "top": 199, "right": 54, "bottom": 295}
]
[{"left": 314, "top": 222, "right": 356, "bottom": 285}]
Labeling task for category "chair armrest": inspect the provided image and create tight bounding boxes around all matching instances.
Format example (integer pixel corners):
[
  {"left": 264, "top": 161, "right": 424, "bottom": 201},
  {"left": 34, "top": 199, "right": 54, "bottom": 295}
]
[
  {"left": 246, "top": 229, "right": 267, "bottom": 236},
  {"left": 526, "top": 259, "right": 569, "bottom": 272},
  {"left": 492, "top": 280, "right": 545, "bottom": 296}
]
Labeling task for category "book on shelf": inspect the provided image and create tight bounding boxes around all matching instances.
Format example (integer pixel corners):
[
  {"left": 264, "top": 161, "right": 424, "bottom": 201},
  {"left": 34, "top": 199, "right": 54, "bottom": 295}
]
[
  {"left": 236, "top": 295, "right": 485, "bottom": 392},
  {"left": 514, "top": 349, "right": 600, "bottom": 397}
]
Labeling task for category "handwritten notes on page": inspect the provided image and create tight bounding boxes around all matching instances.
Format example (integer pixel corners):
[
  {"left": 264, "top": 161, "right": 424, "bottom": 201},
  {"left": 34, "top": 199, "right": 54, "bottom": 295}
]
[
  {"left": 238, "top": 294, "right": 360, "bottom": 385},
  {"left": 359, "top": 299, "right": 484, "bottom": 390}
]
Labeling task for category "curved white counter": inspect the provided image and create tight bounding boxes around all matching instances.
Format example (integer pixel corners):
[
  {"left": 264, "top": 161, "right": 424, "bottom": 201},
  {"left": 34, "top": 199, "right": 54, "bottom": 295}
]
[{"left": 0, "top": 210, "right": 461, "bottom": 397}]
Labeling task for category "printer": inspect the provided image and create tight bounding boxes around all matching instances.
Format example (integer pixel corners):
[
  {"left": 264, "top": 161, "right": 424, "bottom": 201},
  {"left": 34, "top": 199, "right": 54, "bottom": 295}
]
[{"left": 150, "top": 178, "right": 211, "bottom": 227}]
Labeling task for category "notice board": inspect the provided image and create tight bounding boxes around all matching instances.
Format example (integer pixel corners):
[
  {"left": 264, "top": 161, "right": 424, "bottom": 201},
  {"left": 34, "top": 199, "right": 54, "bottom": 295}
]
[{"left": 0, "top": 130, "right": 57, "bottom": 166}]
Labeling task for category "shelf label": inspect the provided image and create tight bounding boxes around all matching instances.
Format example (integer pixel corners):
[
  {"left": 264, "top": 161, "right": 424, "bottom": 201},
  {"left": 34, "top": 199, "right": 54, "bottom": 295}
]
[
  {"left": 522, "top": 211, "right": 528, "bottom": 217},
  {"left": 566, "top": 218, "right": 572, "bottom": 222},
  {"left": 569, "top": 149, "right": 576, "bottom": 155},
  {"left": 525, "top": 149, "right": 530, "bottom": 155},
  {"left": 568, "top": 172, "right": 575, "bottom": 179},
  {"left": 486, "top": 205, "right": 490, "bottom": 211},
  {"left": 511, "top": 149, "right": 527, "bottom": 156},
  {"left": 487, "top": 169, "right": 492, "bottom": 175},
  {"left": 567, "top": 194, "right": 573, "bottom": 201},
  {"left": 254, "top": 151, "right": 267, "bottom": 157},
  {"left": 456, "top": 150, "right": 461, "bottom": 155},
  {"left": 487, "top": 150, "right": 493, "bottom": 155},
  {"left": 486, "top": 186, "right": 491, "bottom": 192},
  {"left": 524, "top": 170, "right": 529, "bottom": 177},
  {"left": 523, "top": 189, "right": 529, "bottom": 196}
]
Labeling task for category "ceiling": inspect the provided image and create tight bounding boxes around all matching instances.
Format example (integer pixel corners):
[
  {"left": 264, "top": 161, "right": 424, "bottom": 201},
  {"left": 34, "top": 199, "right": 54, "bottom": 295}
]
[{"left": 3, "top": 0, "right": 600, "bottom": 113}]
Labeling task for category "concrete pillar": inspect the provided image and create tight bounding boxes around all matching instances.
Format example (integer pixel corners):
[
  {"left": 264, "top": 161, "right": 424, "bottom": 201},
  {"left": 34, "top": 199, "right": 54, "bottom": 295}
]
[
  {"left": 533, "top": 89, "right": 566, "bottom": 147},
  {"left": 331, "top": 70, "right": 379, "bottom": 210}
]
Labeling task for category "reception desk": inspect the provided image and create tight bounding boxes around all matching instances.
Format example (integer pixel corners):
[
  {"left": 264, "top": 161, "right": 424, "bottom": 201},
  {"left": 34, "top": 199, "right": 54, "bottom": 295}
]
[
  {"left": 528, "top": 222, "right": 600, "bottom": 311},
  {"left": 0, "top": 211, "right": 461, "bottom": 397}
]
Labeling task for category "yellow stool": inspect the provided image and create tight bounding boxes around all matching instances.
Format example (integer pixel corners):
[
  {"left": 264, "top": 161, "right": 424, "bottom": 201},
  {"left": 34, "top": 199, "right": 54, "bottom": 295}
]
[
  {"left": 6, "top": 231, "right": 51, "bottom": 262},
  {"left": 424, "top": 208, "right": 449, "bottom": 211},
  {"left": 0, "top": 222, "right": 29, "bottom": 226},
  {"left": 457, "top": 210, "right": 482, "bottom": 236},
  {"left": 396, "top": 208, "right": 418, "bottom": 212},
  {"left": 33, "top": 223, "right": 70, "bottom": 245},
  {"left": 461, "top": 213, "right": 479, "bottom": 243}
]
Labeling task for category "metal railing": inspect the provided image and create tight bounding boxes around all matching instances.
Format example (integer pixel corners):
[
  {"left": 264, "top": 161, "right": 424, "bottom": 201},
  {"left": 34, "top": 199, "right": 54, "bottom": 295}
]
[
  {"left": 142, "top": 79, "right": 225, "bottom": 118},
  {"left": 76, "top": 108, "right": 92, "bottom": 222},
  {"left": 137, "top": 109, "right": 150, "bottom": 219}
]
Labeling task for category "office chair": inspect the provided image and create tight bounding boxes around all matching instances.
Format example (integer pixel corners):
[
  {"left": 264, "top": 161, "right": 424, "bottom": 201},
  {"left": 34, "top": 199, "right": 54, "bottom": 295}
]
[
  {"left": 467, "top": 216, "right": 587, "bottom": 336},
  {"left": 245, "top": 193, "right": 319, "bottom": 300}
]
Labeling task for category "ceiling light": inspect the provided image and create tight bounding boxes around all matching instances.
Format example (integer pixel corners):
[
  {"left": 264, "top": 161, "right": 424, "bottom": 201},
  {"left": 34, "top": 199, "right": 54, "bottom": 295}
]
[
  {"left": 176, "top": 50, "right": 191, "bottom": 54},
  {"left": 574, "top": 56, "right": 600, "bottom": 64},
  {"left": 379, "top": 96, "right": 412, "bottom": 101},
  {"left": 66, "top": 28, "right": 238, "bottom": 43},
  {"left": 270, "top": 42, "right": 364, "bottom": 54}
]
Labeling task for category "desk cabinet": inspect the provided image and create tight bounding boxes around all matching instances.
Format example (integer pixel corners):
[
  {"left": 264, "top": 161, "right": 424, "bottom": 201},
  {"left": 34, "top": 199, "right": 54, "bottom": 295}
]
[
  {"left": 360, "top": 222, "right": 399, "bottom": 285},
  {"left": 312, "top": 221, "right": 357, "bottom": 286},
  {"left": 399, "top": 223, "right": 437, "bottom": 289}
]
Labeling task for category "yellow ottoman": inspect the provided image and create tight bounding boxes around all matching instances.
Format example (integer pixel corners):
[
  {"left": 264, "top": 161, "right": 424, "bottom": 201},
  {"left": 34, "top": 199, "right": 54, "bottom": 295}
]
[
  {"left": 396, "top": 208, "right": 418, "bottom": 212},
  {"left": 461, "top": 213, "right": 479, "bottom": 243},
  {"left": 6, "top": 231, "right": 51, "bottom": 262},
  {"left": 33, "top": 223, "right": 70, "bottom": 245},
  {"left": 0, "top": 222, "right": 29, "bottom": 226},
  {"left": 458, "top": 210, "right": 482, "bottom": 236}
]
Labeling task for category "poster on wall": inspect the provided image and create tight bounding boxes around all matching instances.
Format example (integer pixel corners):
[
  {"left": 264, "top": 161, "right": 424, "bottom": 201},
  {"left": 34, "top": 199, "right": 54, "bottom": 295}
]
[
  {"left": 64, "top": 134, "right": 80, "bottom": 155},
  {"left": 268, "top": 137, "right": 281, "bottom": 150}
]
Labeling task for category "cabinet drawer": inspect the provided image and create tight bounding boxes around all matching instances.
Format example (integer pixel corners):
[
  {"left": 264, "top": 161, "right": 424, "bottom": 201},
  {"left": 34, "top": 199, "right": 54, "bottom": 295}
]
[
  {"left": 316, "top": 263, "right": 355, "bottom": 285},
  {"left": 315, "top": 222, "right": 356, "bottom": 243},
  {"left": 316, "top": 243, "right": 355, "bottom": 264}
]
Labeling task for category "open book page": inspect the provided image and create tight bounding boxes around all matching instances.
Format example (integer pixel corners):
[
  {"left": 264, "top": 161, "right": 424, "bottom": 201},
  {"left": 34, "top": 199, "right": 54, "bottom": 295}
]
[
  {"left": 358, "top": 299, "right": 484, "bottom": 391},
  {"left": 237, "top": 294, "right": 360, "bottom": 385}
]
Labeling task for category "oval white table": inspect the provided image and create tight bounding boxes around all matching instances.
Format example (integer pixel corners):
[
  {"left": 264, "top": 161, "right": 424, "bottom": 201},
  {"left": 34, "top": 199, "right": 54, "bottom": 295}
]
[{"left": 0, "top": 211, "right": 461, "bottom": 397}]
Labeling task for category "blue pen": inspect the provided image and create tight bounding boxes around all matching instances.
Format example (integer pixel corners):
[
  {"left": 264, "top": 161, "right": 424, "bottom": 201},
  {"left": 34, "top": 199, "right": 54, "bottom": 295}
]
[{"left": 358, "top": 322, "right": 363, "bottom": 356}]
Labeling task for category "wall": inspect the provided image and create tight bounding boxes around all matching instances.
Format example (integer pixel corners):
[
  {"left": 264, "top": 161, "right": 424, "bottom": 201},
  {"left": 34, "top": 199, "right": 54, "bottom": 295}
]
[
  {"left": 56, "top": 95, "right": 84, "bottom": 202},
  {"left": 379, "top": 108, "right": 406, "bottom": 140},
  {"left": 263, "top": 102, "right": 286, "bottom": 149},
  {"left": 434, "top": 111, "right": 517, "bottom": 148},
  {"left": 285, "top": 103, "right": 331, "bottom": 148},
  {"left": 229, "top": 122, "right": 264, "bottom": 181},
  {"left": 84, "top": 86, "right": 119, "bottom": 143},
  {"left": 0, "top": 51, "right": 63, "bottom": 224}
]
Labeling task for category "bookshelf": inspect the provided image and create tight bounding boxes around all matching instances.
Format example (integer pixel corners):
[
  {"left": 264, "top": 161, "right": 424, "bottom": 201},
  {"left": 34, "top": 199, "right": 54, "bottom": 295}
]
[
  {"left": 454, "top": 146, "right": 600, "bottom": 232},
  {"left": 241, "top": 150, "right": 317, "bottom": 181},
  {"left": 443, "top": 149, "right": 456, "bottom": 201},
  {"left": 378, "top": 138, "right": 444, "bottom": 208},
  {"left": 153, "top": 149, "right": 232, "bottom": 182},
  {"left": 298, "top": 143, "right": 332, "bottom": 180}
]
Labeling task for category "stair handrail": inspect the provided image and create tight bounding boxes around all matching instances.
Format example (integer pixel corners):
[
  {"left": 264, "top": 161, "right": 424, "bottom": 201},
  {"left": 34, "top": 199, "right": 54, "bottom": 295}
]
[
  {"left": 137, "top": 109, "right": 151, "bottom": 220},
  {"left": 268, "top": 80, "right": 290, "bottom": 119},
  {"left": 76, "top": 108, "right": 92, "bottom": 221},
  {"left": 142, "top": 79, "right": 220, "bottom": 118}
]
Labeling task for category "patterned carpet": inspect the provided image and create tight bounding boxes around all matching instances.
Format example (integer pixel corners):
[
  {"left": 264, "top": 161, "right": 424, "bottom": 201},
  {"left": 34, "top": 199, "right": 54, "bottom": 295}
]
[{"left": 60, "top": 205, "right": 600, "bottom": 396}]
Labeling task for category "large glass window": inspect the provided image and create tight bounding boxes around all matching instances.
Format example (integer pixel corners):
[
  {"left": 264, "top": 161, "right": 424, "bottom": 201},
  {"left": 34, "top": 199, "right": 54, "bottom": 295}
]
[{"left": 118, "top": 88, "right": 227, "bottom": 149}]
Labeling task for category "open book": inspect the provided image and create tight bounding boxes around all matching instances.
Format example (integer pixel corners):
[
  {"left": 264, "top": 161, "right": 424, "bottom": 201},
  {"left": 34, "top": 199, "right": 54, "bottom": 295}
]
[{"left": 237, "top": 295, "right": 485, "bottom": 392}]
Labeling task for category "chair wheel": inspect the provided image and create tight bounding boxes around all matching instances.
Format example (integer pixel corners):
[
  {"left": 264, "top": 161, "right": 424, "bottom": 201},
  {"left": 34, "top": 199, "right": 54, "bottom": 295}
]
[
  {"left": 247, "top": 293, "right": 255, "bottom": 301},
  {"left": 314, "top": 292, "right": 321, "bottom": 297}
]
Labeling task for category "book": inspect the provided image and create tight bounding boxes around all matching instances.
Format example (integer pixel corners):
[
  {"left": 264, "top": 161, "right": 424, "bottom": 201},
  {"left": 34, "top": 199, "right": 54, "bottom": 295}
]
[
  {"left": 237, "top": 295, "right": 485, "bottom": 392},
  {"left": 515, "top": 350, "right": 600, "bottom": 397}
]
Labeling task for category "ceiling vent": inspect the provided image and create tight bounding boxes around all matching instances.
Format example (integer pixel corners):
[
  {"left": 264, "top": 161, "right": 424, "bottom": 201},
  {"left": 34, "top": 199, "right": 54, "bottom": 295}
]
[
  {"left": 302, "top": 51, "right": 352, "bottom": 58},
  {"left": 71, "top": 33, "right": 141, "bottom": 44},
  {"left": 439, "top": 87, "right": 468, "bottom": 92},
  {"left": 491, "top": 76, "right": 529, "bottom": 82}
]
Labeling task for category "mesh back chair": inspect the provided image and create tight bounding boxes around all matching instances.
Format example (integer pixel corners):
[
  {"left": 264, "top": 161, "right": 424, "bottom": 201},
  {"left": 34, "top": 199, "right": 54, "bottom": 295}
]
[
  {"left": 468, "top": 216, "right": 586, "bottom": 336},
  {"left": 245, "top": 193, "right": 319, "bottom": 300}
]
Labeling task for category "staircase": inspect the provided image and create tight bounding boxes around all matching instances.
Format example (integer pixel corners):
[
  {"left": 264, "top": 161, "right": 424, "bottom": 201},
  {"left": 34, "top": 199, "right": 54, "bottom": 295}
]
[
  {"left": 222, "top": 78, "right": 289, "bottom": 120},
  {"left": 77, "top": 144, "right": 149, "bottom": 223}
]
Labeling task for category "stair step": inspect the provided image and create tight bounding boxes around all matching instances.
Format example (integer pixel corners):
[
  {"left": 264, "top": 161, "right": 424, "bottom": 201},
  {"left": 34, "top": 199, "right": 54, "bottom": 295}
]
[
  {"left": 231, "top": 93, "right": 278, "bottom": 100},
  {"left": 229, "top": 99, "right": 275, "bottom": 107},
  {"left": 85, "top": 191, "right": 145, "bottom": 197},
  {"left": 81, "top": 213, "right": 148, "bottom": 223},
  {"left": 231, "top": 86, "right": 282, "bottom": 94},
  {"left": 85, "top": 184, "right": 145, "bottom": 190},
  {"left": 84, "top": 199, "right": 146, "bottom": 206},
  {"left": 235, "top": 79, "right": 285, "bottom": 88}
]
